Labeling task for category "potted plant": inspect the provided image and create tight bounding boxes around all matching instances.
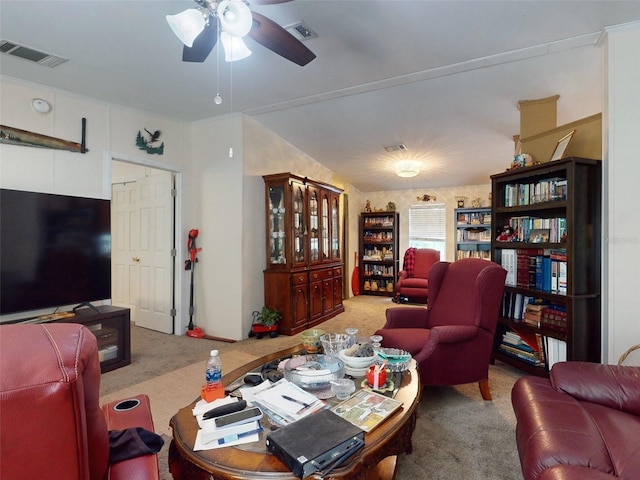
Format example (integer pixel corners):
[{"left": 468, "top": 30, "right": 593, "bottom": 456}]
[{"left": 249, "top": 306, "right": 281, "bottom": 338}]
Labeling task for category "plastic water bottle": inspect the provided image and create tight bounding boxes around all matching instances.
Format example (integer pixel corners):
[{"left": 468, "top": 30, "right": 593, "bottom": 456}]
[{"left": 205, "top": 350, "right": 223, "bottom": 389}]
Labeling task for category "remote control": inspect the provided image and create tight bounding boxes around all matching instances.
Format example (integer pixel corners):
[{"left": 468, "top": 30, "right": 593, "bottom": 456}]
[
  {"left": 203, "top": 400, "right": 247, "bottom": 420},
  {"left": 214, "top": 407, "right": 263, "bottom": 429}
]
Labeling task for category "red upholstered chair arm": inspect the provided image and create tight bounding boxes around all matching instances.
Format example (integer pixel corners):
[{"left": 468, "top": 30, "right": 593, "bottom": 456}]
[
  {"left": 102, "top": 394, "right": 160, "bottom": 480},
  {"left": 413, "top": 325, "right": 478, "bottom": 363},
  {"left": 383, "top": 307, "right": 429, "bottom": 329},
  {"left": 430, "top": 325, "right": 478, "bottom": 344},
  {"left": 398, "top": 270, "right": 410, "bottom": 281},
  {"left": 550, "top": 362, "right": 640, "bottom": 416}
]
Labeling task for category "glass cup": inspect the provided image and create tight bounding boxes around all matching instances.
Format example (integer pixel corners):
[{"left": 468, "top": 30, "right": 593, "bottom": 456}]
[{"left": 331, "top": 378, "right": 356, "bottom": 400}]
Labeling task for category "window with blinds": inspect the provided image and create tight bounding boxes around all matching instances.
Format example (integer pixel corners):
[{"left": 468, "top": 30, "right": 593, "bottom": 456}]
[{"left": 409, "top": 204, "right": 446, "bottom": 258}]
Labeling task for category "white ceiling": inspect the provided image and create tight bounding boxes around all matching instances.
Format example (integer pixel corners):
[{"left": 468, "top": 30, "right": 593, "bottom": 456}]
[{"left": 1, "top": 1, "right": 639, "bottom": 192}]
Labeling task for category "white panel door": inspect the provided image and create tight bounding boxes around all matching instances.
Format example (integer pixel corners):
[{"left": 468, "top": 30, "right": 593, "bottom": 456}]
[
  {"left": 111, "top": 183, "right": 139, "bottom": 315},
  {"left": 136, "top": 172, "right": 174, "bottom": 333}
]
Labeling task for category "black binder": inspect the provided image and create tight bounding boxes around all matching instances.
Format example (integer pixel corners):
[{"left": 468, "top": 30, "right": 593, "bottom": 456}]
[{"left": 265, "top": 409, "right": 364, "bottom": 479}]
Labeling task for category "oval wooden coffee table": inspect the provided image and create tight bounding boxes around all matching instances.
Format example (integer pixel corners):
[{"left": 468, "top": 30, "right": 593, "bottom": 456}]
[{"left": 169, "top": 345, "right": 421, "bottom": 480}]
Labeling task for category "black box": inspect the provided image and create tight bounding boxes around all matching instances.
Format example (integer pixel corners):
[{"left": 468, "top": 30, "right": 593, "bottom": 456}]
[{"left": 265, "top": 409, "right": 364, "bottom": 479}]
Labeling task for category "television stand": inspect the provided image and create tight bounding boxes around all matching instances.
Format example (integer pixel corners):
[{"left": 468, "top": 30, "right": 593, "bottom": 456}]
[{"left": 48, "top": 305, "right": 131, "bottom": 373}]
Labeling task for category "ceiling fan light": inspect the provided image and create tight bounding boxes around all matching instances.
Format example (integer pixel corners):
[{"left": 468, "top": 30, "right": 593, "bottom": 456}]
[
  {"left": 166, "top": 9, "right": 206, "bottom": 47},
  {"left": 220, "top": 32, "right": 252, "bottom": 62},
  {"left": 395, "top": 160, "right": 421, "bottom": 178},
  {"left": 217, "top": 0, "right": 253, "bottom": 38}
]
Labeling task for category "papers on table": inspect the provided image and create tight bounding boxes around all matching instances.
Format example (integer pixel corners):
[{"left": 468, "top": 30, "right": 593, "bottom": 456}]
[
  {"left": 191, "top": 396, "right": 262, "bottom": 451},
  {"left": 250, "top": 378, "right": 325, "bottom": 426}
]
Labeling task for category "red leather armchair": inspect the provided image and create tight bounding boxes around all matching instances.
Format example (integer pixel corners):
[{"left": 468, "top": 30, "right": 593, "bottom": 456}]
[
  {"left": 376, "top": 258, "right": 507, "bottom": 399},
  {"left": 512, "top": 362, "right": 640, "bottom": 480},
  {"left": 394, "top": 248, "right": 440, "bottom": 303},
  {"left": 0, "top": 323, "right": 160, "bottom": 480}
]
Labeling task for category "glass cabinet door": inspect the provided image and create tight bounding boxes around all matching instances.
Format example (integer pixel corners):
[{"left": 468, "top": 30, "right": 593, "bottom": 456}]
[
  {"left": 268, "top": 185, "right": 286, "bottom": 265},
  {"left": 331, "top": 196, "right": 340, "bottom": 260},
  {"left": 309, "top": 189, "right": 319, "bottom": 262},
  {"left": 322, "top": 194, "right": 329, "bottom": 260},
  {"left": 293, "top": 183, "right": 306, "bottom": 265}
]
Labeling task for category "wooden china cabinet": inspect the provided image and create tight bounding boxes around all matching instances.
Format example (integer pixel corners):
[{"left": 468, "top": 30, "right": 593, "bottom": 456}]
[{"left": 263, "top": 173, "right": 344, "bottom": 335}]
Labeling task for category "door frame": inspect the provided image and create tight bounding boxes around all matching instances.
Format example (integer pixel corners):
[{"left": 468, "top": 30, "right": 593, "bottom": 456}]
[{"left": 103, "top": 151, "right": 183, "bottom": 335}]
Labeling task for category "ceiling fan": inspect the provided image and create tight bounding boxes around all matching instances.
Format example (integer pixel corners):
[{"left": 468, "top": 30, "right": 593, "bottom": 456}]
[{"left": 166, "top": 0, "right": 316, "bottom": 66}]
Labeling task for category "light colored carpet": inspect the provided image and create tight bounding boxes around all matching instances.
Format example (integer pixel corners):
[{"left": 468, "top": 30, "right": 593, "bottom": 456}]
[{"left": 99, "top": 295, "right": 525, "bottom": 479}]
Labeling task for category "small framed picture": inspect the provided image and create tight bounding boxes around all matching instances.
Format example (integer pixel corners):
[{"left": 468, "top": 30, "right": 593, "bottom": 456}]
[
  {"left": 529, "top": 228, "right": 550, "bottom": 243},
  {"left": 550, "top": 130, "right": 575, "bottom": 162}
]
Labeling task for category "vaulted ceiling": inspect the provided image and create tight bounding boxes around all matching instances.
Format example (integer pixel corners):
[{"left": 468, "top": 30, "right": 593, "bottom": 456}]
[{"left": 2, "top": 1, "right": 639, "bottom": 191}]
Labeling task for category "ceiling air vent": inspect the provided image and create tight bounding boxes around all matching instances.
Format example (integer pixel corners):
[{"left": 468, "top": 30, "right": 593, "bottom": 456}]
[
  {"left": 383, "top": 144, "right": 408, "bottom": 152},
  {"left": 286, "top": 22, "right": 318, "bottom": 41},
  {"left": 0, "top": 40, "right": 68, "bottom": 67}
]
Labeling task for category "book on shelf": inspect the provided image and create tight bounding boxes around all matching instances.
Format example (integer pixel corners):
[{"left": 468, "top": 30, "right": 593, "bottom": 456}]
[
  {"left": 503, "top": 177, "right": 567, "bottom": 207},
  {"left": 498, "top": 329, "right": 544, "bottom": 367},
  {"left": 330, "top": 389, "right": 403, "bottom": 433},
  {"left": 540, "top": 304, "right": 568, "bottom": 333},
  {"left": 501, "top": 249, "right": 517, "bottom": 286},
  {"left": 545, "top": 337, "right": 567, "bottom": 370}
]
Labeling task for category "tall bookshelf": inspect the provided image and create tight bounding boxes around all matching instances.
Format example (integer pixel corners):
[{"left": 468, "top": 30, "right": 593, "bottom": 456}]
[
  {"left": 359, "top": 211, "right": 399, "bottom": 297},
  {"left": 490, "top": 157, "right": 602, "bottom": 376},
  {"left": 454, "top": 207, "right": 492, "bottom": 260}
]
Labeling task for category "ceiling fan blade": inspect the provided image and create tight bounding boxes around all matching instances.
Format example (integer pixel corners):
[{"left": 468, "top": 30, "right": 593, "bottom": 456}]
[
  {"left": 182, "top": 21, "right": 217, "bottom": 62},
  {"left": 248, "top": 12, "right": 316, "bottom": 66}
]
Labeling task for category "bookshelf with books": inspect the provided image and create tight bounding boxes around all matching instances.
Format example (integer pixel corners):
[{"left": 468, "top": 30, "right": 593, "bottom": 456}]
[
  {"left": 490, "top": 157, "right": 602, "bottom": 376},
  {"left": 359, "top": 211, "right": 399, "bottom": 297},
  {"left": 455, "top": 207, "right": 492, "bottom": 260}
]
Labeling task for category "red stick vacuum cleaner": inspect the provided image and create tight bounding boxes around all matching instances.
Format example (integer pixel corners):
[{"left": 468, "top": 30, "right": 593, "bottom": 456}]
[{"left": 185, "top": 229, "right": 204, "bottom": 338}]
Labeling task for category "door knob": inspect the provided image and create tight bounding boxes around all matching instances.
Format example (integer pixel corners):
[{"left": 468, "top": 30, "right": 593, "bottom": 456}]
[{"left": 132, "top": 256, "right": 140, "bottom": 262}]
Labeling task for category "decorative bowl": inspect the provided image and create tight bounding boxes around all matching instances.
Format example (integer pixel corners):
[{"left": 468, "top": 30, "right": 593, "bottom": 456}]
[
  {"left": 338, "top": 345, "right": 377, "bottom": 369},
  {"left": 283, "top": 354, "right": 344, "bottom": 390},
  {"left": 375, "top": 348, "right": 412, "bottom": 372},
  {"left": 320, "top": 333, "right": 351, "bottom": 356}
]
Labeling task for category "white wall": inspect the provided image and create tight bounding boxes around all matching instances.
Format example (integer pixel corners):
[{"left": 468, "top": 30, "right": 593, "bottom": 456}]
[
  {"left": 241, "top": 116, "right": 337, "bottom": 338},
  {"left": 0, "top": 78, "right": 188, "bottom": 325},
  {"left": 603, "top": 23, "right": 640, "bottom": 365}
]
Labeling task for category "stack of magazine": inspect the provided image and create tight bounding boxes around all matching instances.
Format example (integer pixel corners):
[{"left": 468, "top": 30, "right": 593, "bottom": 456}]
[{"left": 249, "top": 378, "right": 325, "bottom": 426}]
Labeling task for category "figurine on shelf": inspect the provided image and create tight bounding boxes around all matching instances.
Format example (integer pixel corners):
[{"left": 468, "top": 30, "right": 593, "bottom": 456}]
[
  {"left": 496, "top": 225, "right": 515, "bottom": 242},
  {"left": 364, "top": 200, "right": 372, "bottom": 212}
]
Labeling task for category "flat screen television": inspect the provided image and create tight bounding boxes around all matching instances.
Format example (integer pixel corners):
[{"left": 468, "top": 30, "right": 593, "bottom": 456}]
[{"left": 0, "top": 188, "right": 111, "bottom": 317}]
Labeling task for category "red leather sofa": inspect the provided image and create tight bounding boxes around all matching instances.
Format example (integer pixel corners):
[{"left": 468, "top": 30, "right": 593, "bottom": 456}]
[
  {"left": 0, "top": 323, "right": 160, "bottom": 480},
  {"left": 512, "top": 361, "right": 640, "bottom": 480}
]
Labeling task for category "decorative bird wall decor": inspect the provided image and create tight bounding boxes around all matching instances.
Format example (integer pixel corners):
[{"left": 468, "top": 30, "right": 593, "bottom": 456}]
[{"left": 136, "top": 128, "right": 164, "bottom": 155}]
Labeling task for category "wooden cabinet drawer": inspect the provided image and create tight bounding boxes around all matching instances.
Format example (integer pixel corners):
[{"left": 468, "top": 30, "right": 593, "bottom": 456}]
[{"left": 292, "top": 272, "right": 308, "bottom": 286}]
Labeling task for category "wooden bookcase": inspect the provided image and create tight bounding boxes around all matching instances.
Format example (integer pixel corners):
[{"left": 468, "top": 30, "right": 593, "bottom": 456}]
[
  {"left": 454, "top": 207, "right": 492, "bottom": 260},
  {"left": 359, "top": 212, "right": 399, "bottom": 297},
  {"left": 490, "top": 157, "right": 602, "bottom": 376},
  {"left": 263, "top": 173, "right": 344, "bottom": 335}
]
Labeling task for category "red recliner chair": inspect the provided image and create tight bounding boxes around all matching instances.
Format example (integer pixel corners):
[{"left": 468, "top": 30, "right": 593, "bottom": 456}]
[
  {"left": 377, "top": 258, "right": 507, "bottom": 400},
  {"left": 0, "top": 323, "right": 160, "bottom": 480},
  {"left": 394, "top": 248, "right": 440, "bottom": 303}
]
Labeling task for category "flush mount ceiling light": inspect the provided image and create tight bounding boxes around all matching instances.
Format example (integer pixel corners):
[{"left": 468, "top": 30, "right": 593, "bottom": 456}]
[{"left": 395, "top": 160, "right": 421, "bottom": 178}]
